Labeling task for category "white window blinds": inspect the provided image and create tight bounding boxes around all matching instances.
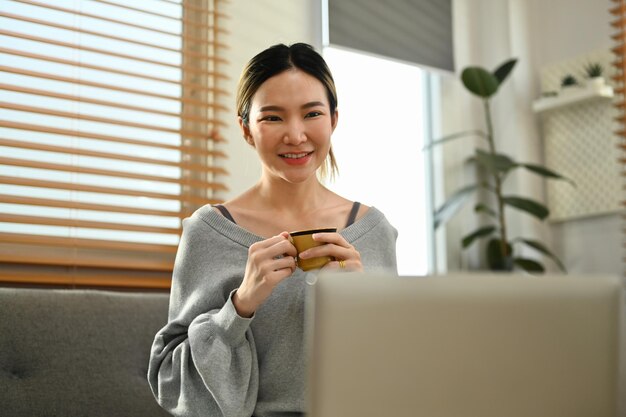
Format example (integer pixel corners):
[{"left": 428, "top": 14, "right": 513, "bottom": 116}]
[{"left": 0, "top": 0, "right": 229, "bottom": 288}]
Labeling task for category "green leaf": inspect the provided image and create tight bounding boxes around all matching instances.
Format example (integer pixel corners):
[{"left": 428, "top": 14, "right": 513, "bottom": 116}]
[
  {"left": 474, "top": 203, "right": 497, "bottom": 217},
  {"left": 493, "top": 58, "right": 518, "bottom": 85},
  {"left": 475, "top": 149, "right": 518, "bottom": 175},
  {"left": 461, "top": 67, "right": 499, "bottom": 98},
  {"left": 434, "top": 185, "right": 478, "bottom": 229},
  {"left": 521, "top": 163, "right": 576, "bottom": 186},
  {"left": 515, "top": 238, "right": 566, "bottom": 272},
  {"left": 486, "top": 238, "right": 513, "bottom": 271},
  {"left": 513, "top": 257, "right": 545, "bottom": 273},
  {"left": 423, "top": 130, "right": 488, "bottom": 150},
  {"left": 461, "top": 225, "right": 496, "bottom": 248},
  {"left": 502, "top": 196, "right": 549, "bottom": 220}
]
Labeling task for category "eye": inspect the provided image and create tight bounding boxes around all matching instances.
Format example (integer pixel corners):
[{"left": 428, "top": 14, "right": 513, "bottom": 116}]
[
  {"left": 261, "top": 115, "right": 281, "bottom": 122},
  {"left": 305, "top": 111, "right": 322, "bottom": 118}
]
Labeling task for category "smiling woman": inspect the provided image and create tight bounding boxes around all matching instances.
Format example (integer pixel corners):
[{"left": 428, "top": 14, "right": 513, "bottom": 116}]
[{"left": 147, "top": 42, "right": 398, "bottom": 417}]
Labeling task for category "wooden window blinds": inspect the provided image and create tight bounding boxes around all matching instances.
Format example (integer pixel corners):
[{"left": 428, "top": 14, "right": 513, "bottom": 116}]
[
  {"left": 612, "top": 0, "right": 626, "bottom": 276},
  {"left": 0, "top": 0, "right": 229, "bottom": 289}
]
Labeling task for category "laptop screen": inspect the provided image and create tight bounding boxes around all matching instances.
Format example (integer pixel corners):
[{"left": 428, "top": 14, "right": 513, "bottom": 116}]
[{"left": 304, "top": 272, "right": 622, "bottom": 417}]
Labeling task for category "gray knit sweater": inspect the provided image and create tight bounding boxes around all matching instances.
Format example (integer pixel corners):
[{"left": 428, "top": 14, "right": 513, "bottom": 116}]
[{"left": 148, "top": 205, "right": 398, "bottom": 417}]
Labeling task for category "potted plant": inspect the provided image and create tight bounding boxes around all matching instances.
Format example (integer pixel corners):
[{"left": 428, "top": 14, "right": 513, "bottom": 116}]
[
  {"left": 428, "top": 58, "right": 573, "bottom": 273},
  {"left": 583, "top": 62, "right": 605, "bottom": 88},
  {"left": 560, "top": 73, "right": 579, "bottom": 90}
]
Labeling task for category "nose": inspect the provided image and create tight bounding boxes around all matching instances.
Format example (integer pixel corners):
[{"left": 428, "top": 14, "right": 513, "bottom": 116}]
[{"left": 283, "top": 119, "right": 307, "bottom": 145}]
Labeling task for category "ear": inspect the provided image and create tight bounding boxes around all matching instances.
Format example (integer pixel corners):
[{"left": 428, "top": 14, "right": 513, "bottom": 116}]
[
  {"left": 238, "top": 116, "right": 255, "bottom": 147},
  {"left": 331, "top": 109, "right": 339, "bottom": 133}
]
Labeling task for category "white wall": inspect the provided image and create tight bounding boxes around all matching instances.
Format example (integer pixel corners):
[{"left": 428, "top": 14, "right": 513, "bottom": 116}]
[
  {"left": 216, "top": 0, "right": 621, "bottom": 276},
  {"left": 440, "top": 0, "right": 621, "bottom": 275},
  {"left": 526, "top": 0, "right": 621, "bottom": 275},
  {"left": 216, "top": 0, "right": 322, "bottom": 201}
]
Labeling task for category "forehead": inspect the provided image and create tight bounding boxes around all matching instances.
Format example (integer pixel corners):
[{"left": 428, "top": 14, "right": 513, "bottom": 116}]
[{"left": 251, "top": 69, "right": 329, "bottom": 108}]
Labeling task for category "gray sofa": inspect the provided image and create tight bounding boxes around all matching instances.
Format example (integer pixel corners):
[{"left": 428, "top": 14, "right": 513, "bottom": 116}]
[
  {"left": 1, "top": 285, "right": 624, "bottom": 417},
  {"left": 0, "top": 287, "right": 172, "bottom": 417}
]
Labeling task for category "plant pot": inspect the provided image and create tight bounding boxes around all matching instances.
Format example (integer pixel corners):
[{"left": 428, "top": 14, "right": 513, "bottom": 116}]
[
  {"left": 489, "top": 256, "right": 513, "bottom": 271},
  {"left": 487, "top": 239, "right": 514, "bottom": 271},
  {"left": 586, "top": 76, "right": 606, "bottom": 89}
]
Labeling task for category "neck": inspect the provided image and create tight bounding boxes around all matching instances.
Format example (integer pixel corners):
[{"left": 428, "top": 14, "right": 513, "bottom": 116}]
[{"left": 253, "top": 175, "right": 330, "bottom": 214}]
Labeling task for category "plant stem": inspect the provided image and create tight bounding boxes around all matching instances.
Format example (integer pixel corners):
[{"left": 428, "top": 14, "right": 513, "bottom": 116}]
[{"left": 483, "top": 98, "right": 509, "bottom": 260}]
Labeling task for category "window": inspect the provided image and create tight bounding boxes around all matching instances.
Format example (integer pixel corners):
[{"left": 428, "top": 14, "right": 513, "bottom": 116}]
[
  {"left": 323, "top": 46, "right": 434, "bottom": 276},
  {"left": 0, "top": 0, "right": 229, "bottom": 288}
]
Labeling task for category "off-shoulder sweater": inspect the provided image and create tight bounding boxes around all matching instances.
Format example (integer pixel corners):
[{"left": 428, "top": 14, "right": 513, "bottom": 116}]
[{"left": 147, "top": 205, "right": 398, "bottom": 417}]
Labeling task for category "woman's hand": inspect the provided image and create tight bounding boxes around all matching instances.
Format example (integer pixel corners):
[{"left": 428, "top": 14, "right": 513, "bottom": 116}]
[
  {"left": 233, "top": 232, "right": 297, "bottom": 318},
  {"left": 299, "top": 232, "right": 363, "bottom": 272}
]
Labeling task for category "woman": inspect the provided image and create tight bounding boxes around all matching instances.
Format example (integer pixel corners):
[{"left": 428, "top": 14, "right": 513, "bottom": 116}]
[{"left": 148, "top": 42, "right": 397, "bottom": 417}]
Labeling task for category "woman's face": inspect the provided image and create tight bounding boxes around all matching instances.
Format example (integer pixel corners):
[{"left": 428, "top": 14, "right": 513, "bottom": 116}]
[{"left": 240, "top": 68, "right": 338, "bottom": 185}]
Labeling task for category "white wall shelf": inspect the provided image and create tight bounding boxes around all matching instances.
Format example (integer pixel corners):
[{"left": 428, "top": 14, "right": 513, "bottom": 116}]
[
  {"left": 532, "top": 81, "right": 614, "bottom": 114},
  {"left": 535, "top": 50, "right": 621, "bottom": 222}
]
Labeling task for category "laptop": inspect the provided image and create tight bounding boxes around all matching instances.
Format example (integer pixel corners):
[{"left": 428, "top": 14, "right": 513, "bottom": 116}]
[{"left": 304, "top": 272, "right": 623, "bottom": 417}]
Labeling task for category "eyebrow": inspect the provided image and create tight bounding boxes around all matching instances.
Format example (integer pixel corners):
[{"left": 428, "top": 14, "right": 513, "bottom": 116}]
[{"left": 258, "top": 101, "right": 326, "bottom": 112}]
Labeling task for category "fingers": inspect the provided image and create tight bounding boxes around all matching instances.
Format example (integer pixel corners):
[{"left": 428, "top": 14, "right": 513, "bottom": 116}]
[
  {"left": 236, "top": 234, "right": 297, "bottom": 316},
  {"left": 300, "top": 233, "right": 357, "bottom": 260},
  {"left": 299, "top": 232, "right": 363, "bottom": 272},
  {"left": 311, "top": 232, "right": 350, "bottom": 247},
  {"left": 250, "top": 233, "right": 298, "bottom": 258},
  {"left": 271, "top": 254, "right": 298, "bottom": 274},
  {"left": 322, "top": 258, "right": 363, "bottom": 272},
  {"left": 247, "top": 253, "right": 296, "bottom": 281}
]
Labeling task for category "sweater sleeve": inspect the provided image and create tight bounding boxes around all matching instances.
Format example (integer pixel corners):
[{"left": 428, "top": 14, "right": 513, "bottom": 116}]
[{"left": 147, "top": 213, "right": 258, "bottom": 417}]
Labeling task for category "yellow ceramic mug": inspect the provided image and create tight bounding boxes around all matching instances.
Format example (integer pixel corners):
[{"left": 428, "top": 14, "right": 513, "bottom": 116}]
[{"left": 289, "top": 228, "right": 337, "bottom": 271}]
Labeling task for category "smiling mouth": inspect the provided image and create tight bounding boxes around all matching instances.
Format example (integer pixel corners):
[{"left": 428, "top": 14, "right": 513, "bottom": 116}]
[{"left": 280, "top": 151, "right": 313, "bottom": 159}]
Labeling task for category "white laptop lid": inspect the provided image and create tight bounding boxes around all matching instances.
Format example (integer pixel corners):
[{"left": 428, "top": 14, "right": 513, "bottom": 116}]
[{"left": 304, "top": 272, "right": 622, "bottom": 417}]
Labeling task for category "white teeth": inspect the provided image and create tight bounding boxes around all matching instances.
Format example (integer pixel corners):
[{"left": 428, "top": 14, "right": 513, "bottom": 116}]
[{"left": 282, "top": 152, "right": 309, "bottom": 159}]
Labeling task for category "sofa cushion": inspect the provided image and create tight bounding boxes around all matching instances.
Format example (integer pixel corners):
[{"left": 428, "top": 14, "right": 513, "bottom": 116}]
[{"left": 0, "top": 288, "right": 171, "bottom": 417}]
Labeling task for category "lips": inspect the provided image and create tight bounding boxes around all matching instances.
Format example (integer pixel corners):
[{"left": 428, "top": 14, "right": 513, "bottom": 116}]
[
  {"left": 279, "top": 151, "right": 313, "bottom": 165},
  {"left": 280, "top": 151, "right": 313, "bottom": 159}
]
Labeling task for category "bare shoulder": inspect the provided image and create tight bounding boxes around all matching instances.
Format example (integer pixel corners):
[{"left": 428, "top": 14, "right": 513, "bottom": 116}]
[
  {"left": 212, "top": 193, "right": 251, "bottom": 219},
  {"left": 330, "top": 194, "right": 370, "bottom": 225}
]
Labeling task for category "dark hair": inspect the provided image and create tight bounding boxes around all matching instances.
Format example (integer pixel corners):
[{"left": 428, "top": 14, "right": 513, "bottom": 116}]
[{"left": 236, "top": 43, "right": 339, "bottom": 180}]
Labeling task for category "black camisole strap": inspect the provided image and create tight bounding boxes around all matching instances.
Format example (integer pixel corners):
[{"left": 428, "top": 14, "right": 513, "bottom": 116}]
[
  {"left": 215, "top": 202, "right": 360, "bottom": 228},
  {"left": 345, "top": 201, "right": 361, "bottom": 228},
  {"left": 214, "top": 204, "right": 236, "bottom": 224}
]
